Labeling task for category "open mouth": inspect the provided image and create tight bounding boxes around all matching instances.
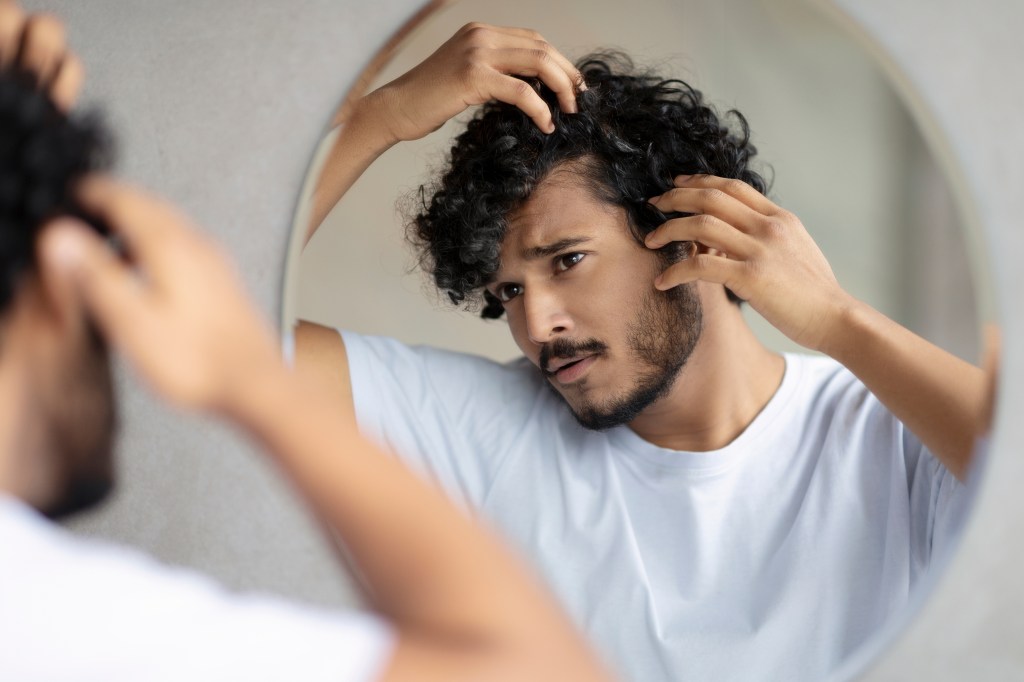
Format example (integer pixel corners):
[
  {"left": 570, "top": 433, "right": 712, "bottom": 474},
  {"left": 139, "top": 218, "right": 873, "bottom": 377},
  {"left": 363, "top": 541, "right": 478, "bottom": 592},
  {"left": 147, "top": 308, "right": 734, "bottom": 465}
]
[
  {"left": 555, "top": 357, "right": 586, "bottom": 372},
  {"left": 544, "top": 355, "right": 588, "bottom": 376},
  {"left": 544, "top": 354, "right": 599, "bottom": 384}
]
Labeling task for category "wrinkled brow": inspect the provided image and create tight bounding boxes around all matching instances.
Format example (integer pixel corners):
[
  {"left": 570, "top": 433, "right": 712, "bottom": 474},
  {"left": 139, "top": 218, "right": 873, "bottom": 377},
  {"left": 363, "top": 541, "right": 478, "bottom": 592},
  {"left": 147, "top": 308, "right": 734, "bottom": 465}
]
[{"left": 520, "top": 236, "right": 593, "bottom": 260}]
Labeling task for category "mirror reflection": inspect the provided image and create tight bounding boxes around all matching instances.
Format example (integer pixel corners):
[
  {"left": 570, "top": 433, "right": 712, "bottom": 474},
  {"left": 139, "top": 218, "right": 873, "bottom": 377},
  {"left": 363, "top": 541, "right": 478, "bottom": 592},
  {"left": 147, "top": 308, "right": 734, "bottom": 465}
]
[{"left": 286, "top": 1, "right": 988, "bottom": 680}]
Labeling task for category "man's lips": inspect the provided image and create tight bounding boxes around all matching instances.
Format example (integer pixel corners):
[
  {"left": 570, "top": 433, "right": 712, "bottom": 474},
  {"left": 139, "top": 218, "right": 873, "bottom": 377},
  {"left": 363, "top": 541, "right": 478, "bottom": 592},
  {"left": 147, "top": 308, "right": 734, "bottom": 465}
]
[{"left": 543, "top": 354, "right": 600, "bottom": 383}]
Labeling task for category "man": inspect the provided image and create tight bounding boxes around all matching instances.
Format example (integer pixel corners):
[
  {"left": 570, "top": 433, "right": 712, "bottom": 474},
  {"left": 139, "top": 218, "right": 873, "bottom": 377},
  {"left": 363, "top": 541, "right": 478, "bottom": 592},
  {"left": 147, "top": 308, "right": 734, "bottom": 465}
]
[
  {"left": 0, "top": 6, "right": 614, "bottom": 681},
  {"left": 299, "top": 23, "right": 988, "bottom": 682}
]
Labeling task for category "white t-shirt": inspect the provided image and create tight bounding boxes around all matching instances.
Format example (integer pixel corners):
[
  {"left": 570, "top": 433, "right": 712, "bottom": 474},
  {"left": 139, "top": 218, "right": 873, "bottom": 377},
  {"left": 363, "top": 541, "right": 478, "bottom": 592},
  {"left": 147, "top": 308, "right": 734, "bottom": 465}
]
[
  {"left": 0, "top": 495, "right": 394, "bottom": 682},
  {"left": 343, "top": 332, "right": 968, "bottom": 682}
]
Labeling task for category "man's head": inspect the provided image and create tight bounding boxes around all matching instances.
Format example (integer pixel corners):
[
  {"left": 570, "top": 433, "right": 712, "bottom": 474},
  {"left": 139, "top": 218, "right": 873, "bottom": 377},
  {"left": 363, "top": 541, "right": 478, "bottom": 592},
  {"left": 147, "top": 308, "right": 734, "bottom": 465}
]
[
  {"left": 0, "top": 68, "right": 115, "bottom": 518},
  {"left": 411, "top": 53, "right": 767, "bottom": 428}
]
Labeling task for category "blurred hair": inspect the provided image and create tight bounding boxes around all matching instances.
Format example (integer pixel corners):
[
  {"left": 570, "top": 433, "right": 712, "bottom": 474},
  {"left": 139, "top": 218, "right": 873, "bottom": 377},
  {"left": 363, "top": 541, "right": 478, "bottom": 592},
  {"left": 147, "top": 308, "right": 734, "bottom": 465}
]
[
  {"left": 0, "top": 68, "right": 111, "bottom": 314},
  {"left": 409, "top": 52, "right": 769, "bottom": 318}
]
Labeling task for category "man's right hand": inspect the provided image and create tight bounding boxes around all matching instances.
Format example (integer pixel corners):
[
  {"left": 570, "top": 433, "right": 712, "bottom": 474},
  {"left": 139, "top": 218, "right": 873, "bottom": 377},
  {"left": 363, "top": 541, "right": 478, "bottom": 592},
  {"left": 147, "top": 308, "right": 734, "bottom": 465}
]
[
  {"left": 39, "top": 177, "right": 284, "bottom": 419},
  {"left": 308, "top": 23, "right": 583, "bottom": 240},
  {"left": 364, "top": 22, "right": 584, "bottom": 144}
]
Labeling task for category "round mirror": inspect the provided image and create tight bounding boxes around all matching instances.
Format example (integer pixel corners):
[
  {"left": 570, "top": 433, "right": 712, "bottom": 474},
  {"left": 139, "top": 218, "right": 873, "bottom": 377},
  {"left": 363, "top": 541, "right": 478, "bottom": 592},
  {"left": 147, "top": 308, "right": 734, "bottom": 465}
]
[{"left": 283, "top": 1, "right": 990, "bottom": 680}]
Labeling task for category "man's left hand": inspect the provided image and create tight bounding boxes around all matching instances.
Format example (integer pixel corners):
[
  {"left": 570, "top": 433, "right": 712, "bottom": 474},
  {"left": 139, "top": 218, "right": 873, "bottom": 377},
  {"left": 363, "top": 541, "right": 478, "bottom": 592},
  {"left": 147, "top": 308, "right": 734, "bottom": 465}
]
[{"left": 646, "top": 174, "right": 854, "bottom": 353}]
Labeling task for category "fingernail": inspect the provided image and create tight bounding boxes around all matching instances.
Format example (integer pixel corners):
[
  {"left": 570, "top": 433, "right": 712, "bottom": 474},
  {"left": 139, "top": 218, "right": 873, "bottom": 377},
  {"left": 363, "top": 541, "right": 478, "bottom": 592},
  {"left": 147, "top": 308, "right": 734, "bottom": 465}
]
[{"left": 676, "top": 174, "right": 694, "bottom": 183}]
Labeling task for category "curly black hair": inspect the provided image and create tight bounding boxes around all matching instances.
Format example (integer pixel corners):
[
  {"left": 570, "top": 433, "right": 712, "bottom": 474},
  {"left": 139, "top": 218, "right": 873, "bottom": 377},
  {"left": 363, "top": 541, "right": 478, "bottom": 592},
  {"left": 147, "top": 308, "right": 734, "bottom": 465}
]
[
  {"left": 0, "top": 68, "right": 111, "bottom": 314},
  {"left": 410, "top": 52, "right": 769, "bottom": 319}
]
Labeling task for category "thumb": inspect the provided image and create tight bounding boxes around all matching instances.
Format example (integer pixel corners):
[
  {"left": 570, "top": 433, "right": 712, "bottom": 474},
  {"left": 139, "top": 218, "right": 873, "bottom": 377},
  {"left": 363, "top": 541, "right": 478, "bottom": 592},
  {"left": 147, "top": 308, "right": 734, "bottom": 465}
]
[{"left": 38, "top": 218, "right": 149, "bottom": 346}]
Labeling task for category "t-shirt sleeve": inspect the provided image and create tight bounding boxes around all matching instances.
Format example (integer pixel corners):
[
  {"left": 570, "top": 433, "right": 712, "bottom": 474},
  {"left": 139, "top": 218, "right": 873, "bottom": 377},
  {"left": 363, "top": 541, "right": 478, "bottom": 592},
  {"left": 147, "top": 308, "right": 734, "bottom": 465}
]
[
  {"left": 0, "top": 502, "right": 395, "bottom": 682},
  {"left": 901, "top": 418, "right": 973, "bottom": 574},
  {"left": 341, "top": 331, "right": 539, "bottom": 509},
  {"left": 819, "top": 357, "right": 974, "bottom": 580}
]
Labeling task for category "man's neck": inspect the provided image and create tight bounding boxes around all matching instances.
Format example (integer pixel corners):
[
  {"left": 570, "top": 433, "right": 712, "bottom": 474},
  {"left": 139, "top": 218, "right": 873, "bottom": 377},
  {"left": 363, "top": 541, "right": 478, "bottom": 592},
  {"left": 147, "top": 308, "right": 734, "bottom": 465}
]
[{"left": 627, "top": 303, "right": 785, "bottom": 452}]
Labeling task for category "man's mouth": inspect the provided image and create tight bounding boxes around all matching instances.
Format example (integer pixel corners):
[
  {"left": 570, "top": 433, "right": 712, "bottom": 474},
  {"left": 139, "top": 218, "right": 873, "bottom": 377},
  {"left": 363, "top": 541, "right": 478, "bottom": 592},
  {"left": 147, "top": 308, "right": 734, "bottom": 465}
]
[
  {"left": 539, "top": 339, "right": 608, "bottom": 384},
  {"left": 543, "top": 354, "right": 600, "bottom": 384}
]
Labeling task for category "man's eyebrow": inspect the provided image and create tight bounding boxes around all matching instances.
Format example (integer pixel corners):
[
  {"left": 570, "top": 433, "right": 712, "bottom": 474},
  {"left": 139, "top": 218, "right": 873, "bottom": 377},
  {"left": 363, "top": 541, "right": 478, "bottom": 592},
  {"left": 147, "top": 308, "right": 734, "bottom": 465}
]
[{"left": 520, "top": 236, "right": 593, "bottom": 260}]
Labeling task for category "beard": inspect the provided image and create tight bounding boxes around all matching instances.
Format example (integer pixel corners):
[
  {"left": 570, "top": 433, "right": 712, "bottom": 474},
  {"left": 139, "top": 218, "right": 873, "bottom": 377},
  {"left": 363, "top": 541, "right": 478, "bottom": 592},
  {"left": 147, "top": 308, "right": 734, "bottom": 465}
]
[
  {"left": 39, "top": 322, "right": 118, "bottom": 520},
  {"left": 541, "top": 282, "right": 703, "bottom": 431}
]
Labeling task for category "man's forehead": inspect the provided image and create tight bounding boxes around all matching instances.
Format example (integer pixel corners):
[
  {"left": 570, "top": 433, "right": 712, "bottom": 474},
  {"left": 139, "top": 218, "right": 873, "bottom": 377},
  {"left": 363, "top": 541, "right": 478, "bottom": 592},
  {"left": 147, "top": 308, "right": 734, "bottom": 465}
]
[{"left": 501, "top": 178, "right": 627, "bottom": 261}]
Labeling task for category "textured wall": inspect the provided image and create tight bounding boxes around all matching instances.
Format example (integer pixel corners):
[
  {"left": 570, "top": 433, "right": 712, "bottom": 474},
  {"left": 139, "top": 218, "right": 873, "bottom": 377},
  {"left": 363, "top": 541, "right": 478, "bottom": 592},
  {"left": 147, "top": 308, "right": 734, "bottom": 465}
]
[{"left": 25, "top": 0, "right": 1024, "bottom": 679}]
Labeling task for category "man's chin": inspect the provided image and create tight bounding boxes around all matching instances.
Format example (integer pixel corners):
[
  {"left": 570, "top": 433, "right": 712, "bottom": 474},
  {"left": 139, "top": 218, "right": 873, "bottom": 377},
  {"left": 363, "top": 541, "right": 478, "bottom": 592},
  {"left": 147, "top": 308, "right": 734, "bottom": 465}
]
[
  {"left": 548, "top": 370, "right": 681, "bottom": 432},
  {"left": 554, "top": 386, "right": 653, "bottom": 432},
  {"left": 42, "top": 475, "right": 114, "bottom": 520}
]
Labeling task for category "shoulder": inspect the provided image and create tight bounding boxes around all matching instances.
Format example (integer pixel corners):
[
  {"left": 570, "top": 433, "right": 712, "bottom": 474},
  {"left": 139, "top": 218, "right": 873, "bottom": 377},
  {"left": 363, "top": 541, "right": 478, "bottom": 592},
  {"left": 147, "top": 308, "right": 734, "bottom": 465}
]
[
  {"left": 343, "top": 330, "right": 543, "bottom": 401},
  {"left": 0, "top": 497, "right": 393, "bottom": 681},
  {"left": 785, "top": 352, "right": 876, "bottom": 411},
  {"left": 781, "top": 352, "right": 907, "bottom": 449}
]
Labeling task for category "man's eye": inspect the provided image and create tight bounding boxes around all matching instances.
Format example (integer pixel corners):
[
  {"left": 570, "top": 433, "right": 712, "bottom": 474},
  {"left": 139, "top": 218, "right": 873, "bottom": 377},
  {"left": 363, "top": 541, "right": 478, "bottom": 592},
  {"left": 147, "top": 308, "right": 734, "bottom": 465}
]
[
  {"left": 496, "top": 283, "right": 524, "bottom": 302},
  {"left": 556, "top": 252, "right": 586, "bottom": 272}
]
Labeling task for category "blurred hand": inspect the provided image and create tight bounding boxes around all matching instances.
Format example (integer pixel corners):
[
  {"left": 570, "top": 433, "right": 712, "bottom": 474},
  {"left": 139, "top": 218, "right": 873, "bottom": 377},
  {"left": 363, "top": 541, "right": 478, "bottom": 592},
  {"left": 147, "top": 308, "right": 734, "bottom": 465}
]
[
  {"left": 38, "top": 177, "right": 283, "bottom": 415},
  {"left": 366, "top": 21, "right": 583, "bottom": 142},
  {"left": 646, "top": 174, "right": 851, "bottom": 352},
  {"left": 0, "top": 0, "right": 83, "bottom": 111}
]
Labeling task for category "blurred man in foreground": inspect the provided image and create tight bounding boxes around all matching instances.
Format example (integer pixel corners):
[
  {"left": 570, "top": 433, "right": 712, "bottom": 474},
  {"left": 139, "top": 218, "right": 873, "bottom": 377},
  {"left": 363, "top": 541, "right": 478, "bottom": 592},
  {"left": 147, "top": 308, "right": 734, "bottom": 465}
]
[{"left": 0, "top": 4, "right": 613, "bottom": 680}]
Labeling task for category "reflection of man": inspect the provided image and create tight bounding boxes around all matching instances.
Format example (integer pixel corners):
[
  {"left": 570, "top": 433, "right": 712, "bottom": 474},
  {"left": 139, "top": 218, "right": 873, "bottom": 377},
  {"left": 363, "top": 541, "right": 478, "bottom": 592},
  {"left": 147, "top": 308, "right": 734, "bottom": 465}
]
[
  {"left": 300, "top": 23, "right": 987, "bottom": 682},
  {"left": 0, "top": 8, "right": 613, "bottom": 681}
]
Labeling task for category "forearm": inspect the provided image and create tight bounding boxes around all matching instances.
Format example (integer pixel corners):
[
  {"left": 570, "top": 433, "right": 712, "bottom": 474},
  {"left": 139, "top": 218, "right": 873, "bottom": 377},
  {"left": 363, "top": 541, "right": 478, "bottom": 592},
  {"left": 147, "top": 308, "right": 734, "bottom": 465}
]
[
  {"left": 820, "top": 298, "right": 984, "bottom": 480},
  {"left": 226, "top": 364, "right": 608, "bottom": 680},
  {"left": 306, "top": 90, "right": 398, "bottom": 244}
]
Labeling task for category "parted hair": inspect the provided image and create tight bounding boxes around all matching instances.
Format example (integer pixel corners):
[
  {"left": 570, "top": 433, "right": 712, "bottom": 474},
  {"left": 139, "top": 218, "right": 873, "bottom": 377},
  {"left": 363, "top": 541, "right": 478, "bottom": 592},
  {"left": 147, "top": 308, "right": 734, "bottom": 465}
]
[
  {"left": 409, "top": 52, "right": 769, "bottom": 318},
  {"left": 0, "top": 68, "right": 110, "bottom": 313}
]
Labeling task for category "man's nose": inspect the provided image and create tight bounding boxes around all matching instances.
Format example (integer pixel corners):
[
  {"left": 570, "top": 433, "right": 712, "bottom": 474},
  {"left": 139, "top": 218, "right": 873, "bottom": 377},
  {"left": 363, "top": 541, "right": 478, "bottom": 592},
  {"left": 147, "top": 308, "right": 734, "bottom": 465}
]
[{"left": 524, "top": 288, "right": 573, "bottom": 345}]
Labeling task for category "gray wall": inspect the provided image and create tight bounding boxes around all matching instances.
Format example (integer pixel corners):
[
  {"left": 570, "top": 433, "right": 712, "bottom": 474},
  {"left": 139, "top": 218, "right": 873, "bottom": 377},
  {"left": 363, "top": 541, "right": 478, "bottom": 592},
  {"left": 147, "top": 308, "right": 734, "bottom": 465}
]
[{"left": 25, "top": 0, "right": 1024, "bottom": 679}]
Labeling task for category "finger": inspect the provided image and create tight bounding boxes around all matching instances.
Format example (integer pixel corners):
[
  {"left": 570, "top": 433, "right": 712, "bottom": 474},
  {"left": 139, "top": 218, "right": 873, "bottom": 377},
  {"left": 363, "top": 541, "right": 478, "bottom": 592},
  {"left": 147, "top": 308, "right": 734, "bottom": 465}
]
[
  {"left": 38, "top": 218, "right": 154, "bottom": 350},
  {"left": 649, "top": 186, "right": 766, "bottom": 234},
  {"left": 0, "top": 0, "right": 25, "bottom": 68},
  {"left": 494, "top": 30, "right": 586, "bottom": 91},
  {"left": 16, "top": 13, "right": 66, "bottom": 86},
  {"left": 49, "top": 51, "right": 82, "bottom": 111},
  {"left": 645, "top": 214, "right": 756, "bottom": 258},
  {"left": 672, "top": 174, "right": 778, "bottom": 215},
  {"left": 655, "top": 253, "right": 747, "bottom": 294},
  {"left": 483, "top": 26, "right": 585, "bottom": 94},
  {"left": 74, "top": 176, "right": 187, "bottom": 277},
  {"left": 486, "top": 71, "right": 555, "bottom": 133},
  {"left": 491, "top": 47, "right": 578, "bottom": 114}
]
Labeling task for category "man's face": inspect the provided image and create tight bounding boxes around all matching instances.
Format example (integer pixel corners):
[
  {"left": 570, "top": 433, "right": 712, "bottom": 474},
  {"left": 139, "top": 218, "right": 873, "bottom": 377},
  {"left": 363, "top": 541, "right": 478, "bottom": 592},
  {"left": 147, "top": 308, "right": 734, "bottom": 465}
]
[
  {"left": 32, "top": 314, "right": 117, "bottom": 520},
  {"left": 488, "top": 171, "right": 703, "bottom": 430}
]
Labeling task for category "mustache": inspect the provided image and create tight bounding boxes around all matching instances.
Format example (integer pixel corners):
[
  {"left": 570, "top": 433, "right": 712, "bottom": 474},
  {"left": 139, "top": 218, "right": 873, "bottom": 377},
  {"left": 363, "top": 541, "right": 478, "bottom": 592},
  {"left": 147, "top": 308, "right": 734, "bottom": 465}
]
[{"left": 540, "top": 338, "right": 608, "bottom": 376}]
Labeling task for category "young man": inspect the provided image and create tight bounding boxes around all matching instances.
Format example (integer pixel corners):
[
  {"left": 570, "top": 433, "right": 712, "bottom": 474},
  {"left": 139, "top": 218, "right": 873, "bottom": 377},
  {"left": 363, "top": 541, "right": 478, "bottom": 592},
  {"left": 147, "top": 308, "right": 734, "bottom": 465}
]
[
  {"left": 0, "top": 6, "right": 614, "bottom": 681},
  {"left": 299, "top": 23, "right": 987, "bottom": 682}
]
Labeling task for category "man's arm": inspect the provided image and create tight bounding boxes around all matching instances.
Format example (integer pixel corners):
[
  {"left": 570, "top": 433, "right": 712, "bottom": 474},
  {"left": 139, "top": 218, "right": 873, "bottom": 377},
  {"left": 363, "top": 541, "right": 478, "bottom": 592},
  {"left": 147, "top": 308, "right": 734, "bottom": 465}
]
[
  {"left": 306, "top": 22, "right": 584, "bottom": 243},
  {"left": 40, "top": 178, "right": 613, "bottom": 682},
  {"left": 647, "top": 174, "right": 985, "bottom": 480}
]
